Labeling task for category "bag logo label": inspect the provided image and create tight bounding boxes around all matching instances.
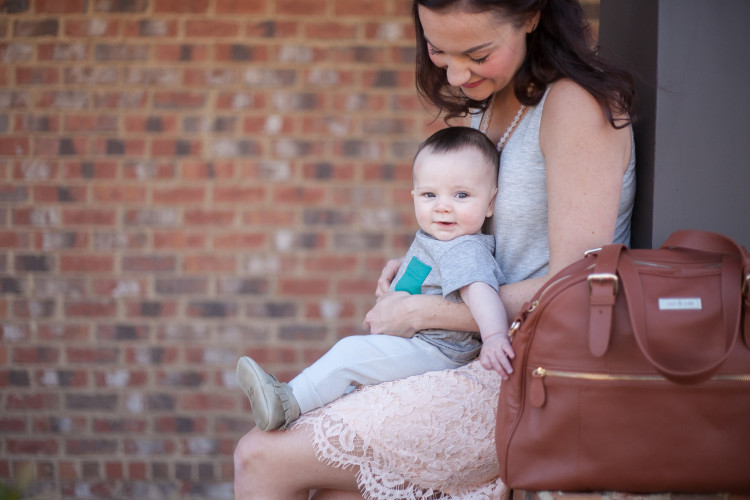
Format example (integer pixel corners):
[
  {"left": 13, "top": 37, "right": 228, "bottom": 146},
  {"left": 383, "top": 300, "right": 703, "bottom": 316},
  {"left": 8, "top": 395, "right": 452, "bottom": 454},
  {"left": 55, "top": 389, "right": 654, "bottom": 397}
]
[{"left": 658, "top": 298, "right": 702, "bottom": 310}]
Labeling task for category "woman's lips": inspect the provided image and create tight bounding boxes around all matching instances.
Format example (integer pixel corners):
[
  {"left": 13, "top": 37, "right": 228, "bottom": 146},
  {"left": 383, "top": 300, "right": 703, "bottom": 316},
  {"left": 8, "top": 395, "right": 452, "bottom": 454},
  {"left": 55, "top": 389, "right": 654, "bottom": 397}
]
[{"left": 461, "top": 79, "right": 485, "bottom": 89}]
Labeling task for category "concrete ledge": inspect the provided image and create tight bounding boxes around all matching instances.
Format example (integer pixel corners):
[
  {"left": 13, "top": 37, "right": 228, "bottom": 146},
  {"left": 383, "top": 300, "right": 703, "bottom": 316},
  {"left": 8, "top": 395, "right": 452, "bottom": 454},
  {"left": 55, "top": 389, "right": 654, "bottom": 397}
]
[{"left": 513, "top": 492, "right": 742, "bottom": 500}]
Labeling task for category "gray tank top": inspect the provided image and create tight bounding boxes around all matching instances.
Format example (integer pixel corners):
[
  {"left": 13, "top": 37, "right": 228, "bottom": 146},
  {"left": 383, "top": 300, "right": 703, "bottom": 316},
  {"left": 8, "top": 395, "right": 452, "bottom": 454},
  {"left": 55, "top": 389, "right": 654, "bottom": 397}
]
[{"left": 471, "top": 85, "right": 636, "bottom": 283}]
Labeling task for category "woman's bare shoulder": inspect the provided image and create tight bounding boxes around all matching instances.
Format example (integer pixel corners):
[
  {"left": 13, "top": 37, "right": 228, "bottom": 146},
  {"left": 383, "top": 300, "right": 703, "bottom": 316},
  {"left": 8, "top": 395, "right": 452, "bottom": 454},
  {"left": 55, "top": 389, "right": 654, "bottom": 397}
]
[
  {"left": 542, "top": 78, "right": 608, "bottom": 130},
  {"left": 540, "top": 78, "right": 630, "bottom": 164}
]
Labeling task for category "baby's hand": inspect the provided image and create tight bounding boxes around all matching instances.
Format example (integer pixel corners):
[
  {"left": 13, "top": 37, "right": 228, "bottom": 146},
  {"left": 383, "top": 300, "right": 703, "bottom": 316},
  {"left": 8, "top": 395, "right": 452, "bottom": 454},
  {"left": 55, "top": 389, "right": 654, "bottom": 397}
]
[{"left": 479, "top": 332, "right": 515, "bottom": 379}]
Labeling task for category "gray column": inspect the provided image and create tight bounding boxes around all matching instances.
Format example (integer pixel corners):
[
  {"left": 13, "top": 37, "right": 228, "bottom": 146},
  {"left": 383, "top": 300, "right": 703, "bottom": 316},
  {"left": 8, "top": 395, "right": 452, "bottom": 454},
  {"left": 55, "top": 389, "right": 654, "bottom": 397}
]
[{"left": 599, "top": 0, "right": 750, "bottom": 248}]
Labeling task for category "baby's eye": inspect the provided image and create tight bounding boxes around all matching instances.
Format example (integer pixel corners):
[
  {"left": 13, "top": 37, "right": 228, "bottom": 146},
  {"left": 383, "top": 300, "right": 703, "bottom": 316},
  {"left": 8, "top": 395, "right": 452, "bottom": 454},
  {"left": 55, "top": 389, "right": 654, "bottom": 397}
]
[
  {"left": 421, "top": 192, "right": 435, "bottom": 198},
  {"left": 455, "top": 192, "right": 469, "bottom": 199}
]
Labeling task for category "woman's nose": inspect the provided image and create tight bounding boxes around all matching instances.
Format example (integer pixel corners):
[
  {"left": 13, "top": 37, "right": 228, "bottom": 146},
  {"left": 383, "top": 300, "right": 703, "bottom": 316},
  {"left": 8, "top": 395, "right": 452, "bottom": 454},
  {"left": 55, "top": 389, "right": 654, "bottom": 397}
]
[{"left": 445, "top": 58, "right": 471, "bottom": 86}]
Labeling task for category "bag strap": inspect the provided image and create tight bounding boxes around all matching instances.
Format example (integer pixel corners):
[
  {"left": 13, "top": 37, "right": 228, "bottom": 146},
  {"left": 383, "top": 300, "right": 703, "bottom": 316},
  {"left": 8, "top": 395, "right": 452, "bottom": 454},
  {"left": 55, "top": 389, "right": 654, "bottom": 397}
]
[
  {"left": 663, "top": 230, "right": 750, "bottom": 347},
  {"left": 617, "top": 252, "right": 743, "bottom": 384},
  {"left": 662, "top": 229, "right": 746, "bottom": 256},
  {"left": 587, "top": 244, "right": 625, "bottom": 357}
]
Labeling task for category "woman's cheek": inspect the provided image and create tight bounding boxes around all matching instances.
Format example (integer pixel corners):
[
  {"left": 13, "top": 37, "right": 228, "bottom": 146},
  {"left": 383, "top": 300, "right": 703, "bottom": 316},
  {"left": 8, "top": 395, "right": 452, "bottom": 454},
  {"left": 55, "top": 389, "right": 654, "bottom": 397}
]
[{"left": 427, "top": 52, "right": 444, "bottom": 69}]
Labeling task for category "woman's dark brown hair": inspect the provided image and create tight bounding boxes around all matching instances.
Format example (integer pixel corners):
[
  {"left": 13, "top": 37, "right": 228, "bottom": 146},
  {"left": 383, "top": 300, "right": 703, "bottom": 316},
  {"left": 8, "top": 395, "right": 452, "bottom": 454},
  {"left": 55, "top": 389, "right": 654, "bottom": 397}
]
[{"left": 413, "top": 0, "right": 635, "bottom": 128}]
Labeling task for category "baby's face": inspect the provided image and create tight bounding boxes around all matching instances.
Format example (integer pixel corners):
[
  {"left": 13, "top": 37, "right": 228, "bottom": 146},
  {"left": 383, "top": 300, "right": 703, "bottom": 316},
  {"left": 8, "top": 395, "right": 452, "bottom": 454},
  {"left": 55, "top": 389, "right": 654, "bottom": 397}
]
[{"left": 411, "top": 147, "right": 497, "bottom": 241}]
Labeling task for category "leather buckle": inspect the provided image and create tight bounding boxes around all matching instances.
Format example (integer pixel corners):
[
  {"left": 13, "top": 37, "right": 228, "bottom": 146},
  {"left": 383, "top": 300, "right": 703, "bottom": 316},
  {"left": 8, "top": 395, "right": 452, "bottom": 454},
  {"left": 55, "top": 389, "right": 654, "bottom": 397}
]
[{"left": 587, "top": 273, "right": 619, "bottom": 296}]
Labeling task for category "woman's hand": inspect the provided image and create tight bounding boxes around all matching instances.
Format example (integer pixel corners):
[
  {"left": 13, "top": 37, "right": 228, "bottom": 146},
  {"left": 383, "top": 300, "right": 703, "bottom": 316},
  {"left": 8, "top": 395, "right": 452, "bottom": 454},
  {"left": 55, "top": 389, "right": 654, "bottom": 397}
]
[
  {"left": 363, "top": 291, "right": 417, "bottom": 337},
  {"left": 375, "top": 258, "right": 403, "bottom": 298},
  {"left": 366, "top": 257, "right": 480, "bottom": 338},
  {"left": 366, "top": 257, "right": 417, "bottom": 337}
]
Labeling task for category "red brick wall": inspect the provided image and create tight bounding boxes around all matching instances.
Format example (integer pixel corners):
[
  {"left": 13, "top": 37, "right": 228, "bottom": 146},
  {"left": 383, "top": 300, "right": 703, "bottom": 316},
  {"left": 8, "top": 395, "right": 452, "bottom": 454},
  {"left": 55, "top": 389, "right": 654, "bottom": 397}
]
[{"left": 0, "top": 1, "right": 599, "bottom": 497}]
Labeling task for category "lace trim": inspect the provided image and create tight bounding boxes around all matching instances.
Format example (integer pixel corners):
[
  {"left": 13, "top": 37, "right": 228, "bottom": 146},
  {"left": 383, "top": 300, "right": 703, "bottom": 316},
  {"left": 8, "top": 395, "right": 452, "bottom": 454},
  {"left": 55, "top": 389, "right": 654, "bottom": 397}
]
[{"left": 294, "top": 362, "right": 510, "bottom": 500}]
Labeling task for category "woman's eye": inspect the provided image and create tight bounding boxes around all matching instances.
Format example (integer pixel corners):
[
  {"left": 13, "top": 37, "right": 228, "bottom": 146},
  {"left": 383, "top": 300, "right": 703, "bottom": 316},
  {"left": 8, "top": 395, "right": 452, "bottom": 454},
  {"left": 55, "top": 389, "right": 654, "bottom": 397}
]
[{"left": 470, "top": 55, "right": 489, "bottom": 64}]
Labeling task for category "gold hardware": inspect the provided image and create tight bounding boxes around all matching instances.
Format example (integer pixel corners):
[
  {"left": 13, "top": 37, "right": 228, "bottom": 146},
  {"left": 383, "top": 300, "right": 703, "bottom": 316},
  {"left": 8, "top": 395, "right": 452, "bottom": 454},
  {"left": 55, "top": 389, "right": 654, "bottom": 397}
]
[
  {"left": 743, "top": 273, "right": 749, "bottom": 296},
  {"left": 508, "top": 320, "right": 521, "bottom": 341},
  {"left": 584, "top": 247, "right": 601, "bottom": 258},
  {"left": 587, "top": 272, "right": 619, "bottom": 295}
]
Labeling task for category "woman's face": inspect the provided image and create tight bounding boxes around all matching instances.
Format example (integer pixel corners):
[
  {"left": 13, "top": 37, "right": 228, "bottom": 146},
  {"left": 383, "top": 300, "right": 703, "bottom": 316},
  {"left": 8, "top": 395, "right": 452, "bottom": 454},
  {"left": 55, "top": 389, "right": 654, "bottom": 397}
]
[{"left": 418, "top": 5, "right": 535, "bottom": 101}]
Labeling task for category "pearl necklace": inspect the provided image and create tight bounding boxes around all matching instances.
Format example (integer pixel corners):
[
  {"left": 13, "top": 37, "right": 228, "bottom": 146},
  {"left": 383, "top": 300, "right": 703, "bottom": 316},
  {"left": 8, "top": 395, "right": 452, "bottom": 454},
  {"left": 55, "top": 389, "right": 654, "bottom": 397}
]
[{"left": 479, "top": 94, "right": 526, "bottom": 152}]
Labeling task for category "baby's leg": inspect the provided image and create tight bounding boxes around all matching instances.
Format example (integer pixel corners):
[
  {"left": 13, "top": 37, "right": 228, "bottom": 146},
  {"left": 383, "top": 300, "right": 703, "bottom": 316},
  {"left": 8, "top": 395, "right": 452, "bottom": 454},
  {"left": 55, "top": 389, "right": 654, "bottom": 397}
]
[{"left": 289, "top": 335, "right": 461, "bottom": 413}]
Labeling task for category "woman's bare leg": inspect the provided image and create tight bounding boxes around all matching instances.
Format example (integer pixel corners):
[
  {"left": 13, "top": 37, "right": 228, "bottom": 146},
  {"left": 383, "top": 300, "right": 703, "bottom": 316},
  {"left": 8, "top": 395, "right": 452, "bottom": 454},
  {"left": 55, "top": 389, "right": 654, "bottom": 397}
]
[
  {"left": 234, "top": 426, "right": 362, "bottom": 500},
  {"left": 310, "top": 490, "right": 365, "bottom": 500}
]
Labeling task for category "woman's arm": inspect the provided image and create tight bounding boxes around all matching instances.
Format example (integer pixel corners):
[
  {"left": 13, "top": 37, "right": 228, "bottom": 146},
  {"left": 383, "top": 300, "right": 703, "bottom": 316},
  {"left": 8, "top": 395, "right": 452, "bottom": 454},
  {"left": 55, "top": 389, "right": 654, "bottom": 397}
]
[
  {"left": 364, "top": 268, "right": 543, "bottom": 336},
  {"left": 367, "top": 255, "right": 482, "bottom": 336},
  {"left": 541, "top": 78, "right": 632, "bottom": 277},
  {"left": 366, "top": 255, "right": 475, "bottom": 337},
  {"left": 499, "top": 81, "right": 632, "bottom": 317},
  {"left": 364, "top": 292, "right": 477, "bottom": 336}
]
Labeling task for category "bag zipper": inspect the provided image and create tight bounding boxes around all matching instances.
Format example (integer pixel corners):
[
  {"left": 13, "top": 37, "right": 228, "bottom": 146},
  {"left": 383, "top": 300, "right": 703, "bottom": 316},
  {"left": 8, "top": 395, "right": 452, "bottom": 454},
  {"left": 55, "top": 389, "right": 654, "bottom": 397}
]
[
  {"left": 509, "top": 269, "right": 590, "bottom": 340},
  {"left": 534, "top": 272, "right": 581, "bottom": 306},
  {"left": 529, "top": 367, "right": 750, "bottom": 408},
  {"left": 512, "top": 256, "right": 724, "bottom": 338},
  {"left": 631, "top": 259, "right": 673, "bottom": 269},
  {"left": 531, "top": 258, "right": 722, "bottom": 311},
  {"left": 534, "top": 366, "right": 750, "bottom": 382},
  {"left": 534, "top": 367, "right": 663, "bottom": 382}
]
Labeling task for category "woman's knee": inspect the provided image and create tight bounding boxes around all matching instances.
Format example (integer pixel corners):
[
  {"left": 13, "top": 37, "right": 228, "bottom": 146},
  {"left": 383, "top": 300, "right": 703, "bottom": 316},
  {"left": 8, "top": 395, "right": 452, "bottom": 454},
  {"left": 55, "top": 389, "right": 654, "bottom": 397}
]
[
  {"left": 234, "top": 429, "right": 268, "bottom": 475},
  {"left": 235, "top": 427, "right": 330, "bottom": 499}
]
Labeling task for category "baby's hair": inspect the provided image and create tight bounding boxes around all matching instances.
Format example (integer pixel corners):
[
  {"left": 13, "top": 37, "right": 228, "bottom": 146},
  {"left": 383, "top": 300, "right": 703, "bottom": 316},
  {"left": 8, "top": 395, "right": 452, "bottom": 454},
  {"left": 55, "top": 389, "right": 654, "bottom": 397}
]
[{"left": 414, "top": 126, "right": 499, "bottom": 175}]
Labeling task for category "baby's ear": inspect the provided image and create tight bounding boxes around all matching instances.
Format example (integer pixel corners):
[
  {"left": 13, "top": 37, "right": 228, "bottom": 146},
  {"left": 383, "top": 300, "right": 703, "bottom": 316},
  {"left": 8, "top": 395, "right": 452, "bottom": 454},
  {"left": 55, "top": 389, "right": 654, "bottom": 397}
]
[{"left": 486, "top": 187, "right": 498, "bottom": 217}]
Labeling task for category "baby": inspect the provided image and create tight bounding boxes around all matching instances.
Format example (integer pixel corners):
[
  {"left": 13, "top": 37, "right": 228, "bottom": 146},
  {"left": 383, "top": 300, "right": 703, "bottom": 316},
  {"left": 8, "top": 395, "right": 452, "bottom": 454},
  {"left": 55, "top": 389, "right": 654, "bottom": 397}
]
[{"left": 237, "top": 126, "right": 513, "bottom": 431}]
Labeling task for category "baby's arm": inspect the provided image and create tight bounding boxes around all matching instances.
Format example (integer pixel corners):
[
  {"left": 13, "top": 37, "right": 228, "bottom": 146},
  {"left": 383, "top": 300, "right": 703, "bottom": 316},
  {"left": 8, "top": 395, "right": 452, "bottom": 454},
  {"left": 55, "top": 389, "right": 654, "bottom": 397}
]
[{"left": 459, "top": 282, "right": 514, "bottom": 379}]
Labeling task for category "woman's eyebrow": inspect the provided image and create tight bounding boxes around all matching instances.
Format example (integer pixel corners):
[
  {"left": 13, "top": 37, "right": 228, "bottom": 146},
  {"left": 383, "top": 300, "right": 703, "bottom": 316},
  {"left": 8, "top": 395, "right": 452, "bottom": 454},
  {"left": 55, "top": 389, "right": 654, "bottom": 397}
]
[{"left": 425, "top": 37, "right": 494, "bottom": 54}]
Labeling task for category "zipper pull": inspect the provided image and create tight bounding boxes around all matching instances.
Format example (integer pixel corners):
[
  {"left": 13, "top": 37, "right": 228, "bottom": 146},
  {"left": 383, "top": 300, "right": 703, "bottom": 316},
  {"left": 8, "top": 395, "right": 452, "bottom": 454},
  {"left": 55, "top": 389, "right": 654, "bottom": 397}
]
[
  {"left": 508, "top": 320, "right": 521, "bottom": 341},
  {"left": 508, "top": 300, "right": 540, "bottom": 341},
  {"left": 530, "top": 367, "right": 546, "bottom": 408}
]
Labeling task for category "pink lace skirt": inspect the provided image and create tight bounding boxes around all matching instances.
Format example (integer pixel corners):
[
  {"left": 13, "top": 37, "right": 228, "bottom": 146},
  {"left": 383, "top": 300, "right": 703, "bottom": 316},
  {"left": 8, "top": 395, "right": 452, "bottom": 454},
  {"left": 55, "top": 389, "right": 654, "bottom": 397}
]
[{"left": 295, "top": 360, "right": 509, "bottom": 499}]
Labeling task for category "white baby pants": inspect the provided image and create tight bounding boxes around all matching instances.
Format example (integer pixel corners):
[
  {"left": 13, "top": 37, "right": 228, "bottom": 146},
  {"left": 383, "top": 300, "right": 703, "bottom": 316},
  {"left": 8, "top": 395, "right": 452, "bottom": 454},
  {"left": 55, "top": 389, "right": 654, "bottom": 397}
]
[{"left": 288, "top": 334, "right": 463, "bottom": 414}]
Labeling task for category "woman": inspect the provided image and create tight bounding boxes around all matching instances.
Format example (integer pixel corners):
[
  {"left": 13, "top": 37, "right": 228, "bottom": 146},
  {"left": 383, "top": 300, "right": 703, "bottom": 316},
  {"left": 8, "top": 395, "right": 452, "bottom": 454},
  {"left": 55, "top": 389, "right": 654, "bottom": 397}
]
[{"left": 234, "top": 0, "right": 636, "bottom": 498}]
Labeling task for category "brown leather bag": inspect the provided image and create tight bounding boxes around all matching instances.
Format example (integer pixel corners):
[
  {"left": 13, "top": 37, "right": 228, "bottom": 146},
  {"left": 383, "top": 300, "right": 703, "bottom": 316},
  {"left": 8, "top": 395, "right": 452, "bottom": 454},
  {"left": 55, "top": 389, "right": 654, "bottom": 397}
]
[{"left": 496, "top": 230, "right": 750, "bottom": 493}]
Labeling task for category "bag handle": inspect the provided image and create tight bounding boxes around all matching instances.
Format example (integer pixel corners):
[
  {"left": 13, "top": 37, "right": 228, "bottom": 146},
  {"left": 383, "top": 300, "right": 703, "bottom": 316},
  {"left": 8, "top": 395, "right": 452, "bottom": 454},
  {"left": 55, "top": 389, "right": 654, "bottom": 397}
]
[
  {"left": 662, "top": 230, "right": 750, "bottom": 347},
  {"left": 662, "top": 229, "right": 747, "bottom": 257},
  {"left": 616, "top": 252, "right": 743, "bottom": 384}
]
